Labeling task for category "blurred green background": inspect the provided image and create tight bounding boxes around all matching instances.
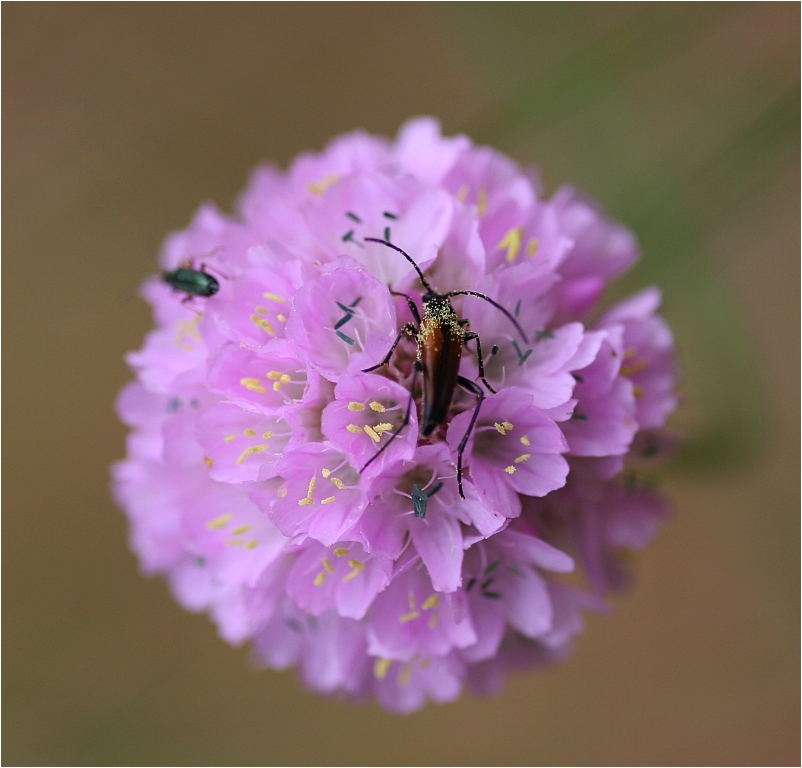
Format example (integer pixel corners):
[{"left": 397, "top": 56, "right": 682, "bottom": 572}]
[{"left": 4, "top": 3, "right": 799, "bottom": 764}]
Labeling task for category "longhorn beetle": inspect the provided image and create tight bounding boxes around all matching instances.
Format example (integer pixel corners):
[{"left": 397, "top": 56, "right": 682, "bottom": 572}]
[{"left": 360, "top": 238, "right": 528, "bottom": 499}]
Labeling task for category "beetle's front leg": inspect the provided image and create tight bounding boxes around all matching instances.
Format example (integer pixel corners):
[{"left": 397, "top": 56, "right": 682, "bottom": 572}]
[{"left": 361, "top": 323, "right": 417, "bottom": 373}]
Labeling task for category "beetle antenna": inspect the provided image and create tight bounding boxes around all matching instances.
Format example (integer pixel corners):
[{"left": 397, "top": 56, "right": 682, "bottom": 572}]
[
  {"left": 447, "top": 290, "right": 528, "bottom": 343},
  {"left": 364, "top": 238, "right": 434, "bottom": 293}
]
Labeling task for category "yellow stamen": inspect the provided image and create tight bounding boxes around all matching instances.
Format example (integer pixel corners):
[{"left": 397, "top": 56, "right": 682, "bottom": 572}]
[
  {"left": 204, "top": 457, "right": 213, "bottom": 468},
  {"left": 298, "top": 476, "right": 317, "bottom": 506},
  {"left": 250, "top": 314, "right": 275, "bottom": 335},
  {"left": 504, "top": 465, "right": 516, "bottom": 475},
  {"left": 333, "top": 548, "right": 349, "bottom": 557},
  {"left": 240, "top": 378, "right": 266, "bottom": 393},
  {"left": 322, "top": 557, "right": 334, "bottom": 574},
  {"left": 363, "top": 425, "right": 381, "bottom": 443},
  {"left": 514, "top": 453, "right": 531, "bottom": 464},
  {"left": 313, "top": 572, "right": 327, "bottom": 587},
  {"left": 633, "top": 385, "right": 644, "bottom": 398},
  {"left": 231, "top": 525, "right": 252, "bottom": 535},
  {"left": 346, "top": 424, "right": 363, "bottom": 434},
  {"left": 320, "top": 496, "right": 336, "bottom": 505},
  {"left": 255, "top": 306, "right": 270, "bottom": 315},
  {"left": 308, "top": 173, "right": 339, "bottom": 196},
  {"left": 494, "top": 422, "right": 508, "bottom": 435},
  {"left": 262, "top": 431, "right": 273, "bottom": 440},
  {"left": 477, "top": 187, "right": 488, "bottom": 216},
  {"left": 236, "top": 444, "right": 269, "bottom": 464},
  {"left": 399, "top": 610, "right": 420, "bottom": 623},
  {"left": 277, "top": 486, "right": 288, "bottom": 498},
  {"left": 329, "top": 476, "right": 345, "bottom": 490},
  {"left": 498, "top": 227, "right": 524, "bottom": 262},
  {"left": 427, "top": 613, "right": 440, "bottom": 629},
  {"left": 206, "top": 513, "right": 233, "bottom": 530},
  {"left": 527, "top": 238, "right": 540, "bottom": 257},
  {"left": 224, "top": 433, "right": 238, "bottom": 443},
  {"left": 245, "top": 540, "right": 258, "bottom": 550},
  {"left": 369, "top": 401, "right": 386, "bottom": 412},
  {"left": 276, "top": 313, "right": 286, "bottom": 323},
  {"left": 502, "top": 421, "right": 514, "bottom": 431},
  {"left": 244, "top": 428, "right": 256, "bottom": 437},
  {"left": 348, "top": 402, "right": 366, "bottom": 411},
  {"left": 263, "top": 292, "right": 285, "bottom": 303},
  {"left": 520, "top": 435, "right": 531, "bottom": 446},
  {"left": 422, "top": 594, "right": 439, "bottom": 611},
  {"left": 343, "top": 559, "right": 365, "bottom": 583},
  {"left": 374, "top": 658, "right": 392, "bottom": 679},
  {"left": 620, "top": 360, "right": 649, "bottom": 377},
  {"left": 321, "top": 468, "right": 331, "bottom": 478}
]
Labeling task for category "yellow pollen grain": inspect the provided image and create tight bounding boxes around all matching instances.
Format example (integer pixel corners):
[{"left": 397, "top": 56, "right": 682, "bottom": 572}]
[
  {"left": 374, "top": 658, "right": 392, "bottom": 680},
  {"left": 250, "top": 314, "right": 275, "bottom": 335},
  {"left": 505, "top": 465, "right": 517, "bottom": 475},
  {"left": 427, "top": 613, "right": 440, "bottom": 629},
  {"left": 477, "top": 187, "right": 488, "bottom": 216},
  {"left": 498, "top": 226, "right": 524, "bottom": 262},
  {"left": 240, "top": 378, "right": 266, "bottom": 393},
  {"left": 236, "top": 444, "right": 269, "bottom": 464},
  {"left": 633, "top": 385, "right": 644, "bottom": 398},
  {"left": 399, "top": 610, "right": 420, "bottom": 624},
  {"left": 320, "top": 496, "right": 336, "bottom": 505},
  {"left": 231, "top": 525, "right": 252, "bottom": 535},
  {"left": 520, "top": 435, "right": 531, "bottom": 446},
  {"left": 397, "top": 665, "right": 413, "bottom": 688},
  {"left": 244, "top": 428, "right": 256, "bottom": 437},
  {"left": 422, "top": 594, "right": 439, "bottom": 611},
  {"left": 321, "top": 468, "right": 332, "bottom": 478},
  {"left": 204, "top": 457, "right": 213, "bottom": 468},
  {"left": 308, "top": 173, "right": 339, "bottom": 196},
  {"left": 456, "top": 184, "right": 469, "bottom": 202},
  {"left": 346, "top": 424, "right": 363, "bottom": 434},
  {"left": 298, "top": 476, "right": 317, "bottom": 506},
  {"left": 343, "top": 559, "right": 365, "bottom": 583},
  {"left": 363, "top": 425, "right": 381, "bottom": 443},
  {"left": 313, "top": 572, "right": 327, "bottom": 587},
  {"left": 527, "top": 238, "right": 540, "bottom": 257},
  {"left": 348, "top": 402, "right": 366, "bottom": 411},
  {"left": 263, "top": 292, "right": 286, "bottom": 303},
  {"left": 514, "top": 453, "right": 532, "bottom": 464},
  {"left": 369, "top": 401, "right": 386, "bottom": 412},
  {"left": 206, "top": 513, "right": 233, "bottom": 530},
  {"left": 322, "top": 557, "right": 334, "bottom": 574},
  {"left": 224, "top": 433, "right": 238, "bottom": 443},
  {"left": 329, "top": 476, "right": 345, "bottom": 490},
  {"left": 333, "top": 548, "right": 349, "bottom": 557},
  {"left": 262, "top": 431, "right": 273, "bottom": 440}
]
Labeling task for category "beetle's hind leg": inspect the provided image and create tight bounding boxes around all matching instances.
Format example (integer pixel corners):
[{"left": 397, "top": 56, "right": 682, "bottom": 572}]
[
  {"left": 464, "top": 331, "right": 497, "bottom": 394},
  {"left": 360, "top": 361, "right": 421, "bottom": 474},
  {"left": 455, "top": 375, "right": 485, "bottom": 499}
]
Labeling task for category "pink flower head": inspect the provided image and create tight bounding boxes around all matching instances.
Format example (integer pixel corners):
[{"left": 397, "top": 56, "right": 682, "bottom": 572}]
[{"left": 114, "top": 117, "right": 678, "bottom": 712}]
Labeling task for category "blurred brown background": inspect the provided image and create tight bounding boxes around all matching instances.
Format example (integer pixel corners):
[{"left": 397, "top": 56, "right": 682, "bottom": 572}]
[{"left": 4, "top": 4, "right": 799, "bottom": 765}]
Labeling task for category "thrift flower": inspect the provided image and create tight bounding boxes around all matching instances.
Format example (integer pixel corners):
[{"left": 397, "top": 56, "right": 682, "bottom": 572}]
[{"left": 114, "top": 117, "right": 678, "bottom": 712}]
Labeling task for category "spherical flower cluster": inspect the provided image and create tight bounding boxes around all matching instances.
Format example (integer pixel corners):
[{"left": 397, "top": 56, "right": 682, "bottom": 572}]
[{"left": 113, "top": 118, "right": 678, "bottom": 712}]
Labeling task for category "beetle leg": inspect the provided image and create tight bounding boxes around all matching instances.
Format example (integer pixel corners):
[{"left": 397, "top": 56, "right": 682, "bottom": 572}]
[
  {"left": 361, "top": 322, "right": 417, "bottom": 372},
  {"left": 464, "top": 332, "right": 497, "bottom": 394},
  {"left": 390, "top": 290, "right": 422, "bottom": 326},
  {"left": 455, "top": 375, "right": 485, "bottom": 499},
  {"left": 360, "top": 361, "right": 421, "bottom": 474}
]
